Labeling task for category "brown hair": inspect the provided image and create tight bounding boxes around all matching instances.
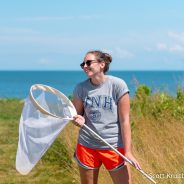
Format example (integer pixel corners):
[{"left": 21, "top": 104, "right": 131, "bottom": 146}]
[{"left": 86, "top": 50, "right": 112, "bottom": 73}]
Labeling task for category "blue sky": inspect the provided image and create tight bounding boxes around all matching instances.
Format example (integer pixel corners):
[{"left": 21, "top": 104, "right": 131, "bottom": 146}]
[{"left": 0, "top": 0, "right": 184, "bottom": 70}]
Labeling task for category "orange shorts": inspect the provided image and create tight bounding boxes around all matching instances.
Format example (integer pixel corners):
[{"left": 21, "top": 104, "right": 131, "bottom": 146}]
[{"left": 74, "top": 144, "right": 125, "bottom": 171}]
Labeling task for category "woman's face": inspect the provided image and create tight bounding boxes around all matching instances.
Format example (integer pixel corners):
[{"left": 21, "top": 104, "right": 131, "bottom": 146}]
[{"left": 81, "top": 53, "right": 105, "bottom": 78}]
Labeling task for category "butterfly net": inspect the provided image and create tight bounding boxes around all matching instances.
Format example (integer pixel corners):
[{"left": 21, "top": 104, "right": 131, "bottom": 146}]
[{"left": 16, "top": 85, "right": 76, "bottom": 175}]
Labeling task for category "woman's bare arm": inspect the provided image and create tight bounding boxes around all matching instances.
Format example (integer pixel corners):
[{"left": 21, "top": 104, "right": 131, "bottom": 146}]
[
  {"left": 72, "top": 97, "right": 85, "bottom": 127},
  {"left": 118, "top": 93, "right": 141, "bottom": 169}
]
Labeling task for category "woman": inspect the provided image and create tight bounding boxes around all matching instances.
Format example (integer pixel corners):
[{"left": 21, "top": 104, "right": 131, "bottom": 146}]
[{"left": 72, "top": 50, "right": 140, "bottom": 184}]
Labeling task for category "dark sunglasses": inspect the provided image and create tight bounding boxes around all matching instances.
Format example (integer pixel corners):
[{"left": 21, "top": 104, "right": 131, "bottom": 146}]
[{"left": 80, "top": 60, "right": 98, "bottom": 68}]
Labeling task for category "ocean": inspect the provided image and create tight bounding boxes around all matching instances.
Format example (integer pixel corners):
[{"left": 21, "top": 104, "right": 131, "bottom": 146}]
[{"left": 0, "top": 71, "right": 183, "bottom": 99}]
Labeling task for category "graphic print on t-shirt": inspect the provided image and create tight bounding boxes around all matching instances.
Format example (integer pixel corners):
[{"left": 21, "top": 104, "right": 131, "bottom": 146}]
[
  {"left": 84, "top": 95, "right": 113, "bottom": 122},
  {"left": 88, "top": 110, "right": 101, "bottom": 122}
]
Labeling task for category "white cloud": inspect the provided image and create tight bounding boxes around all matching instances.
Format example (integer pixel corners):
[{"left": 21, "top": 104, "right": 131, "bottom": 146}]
[
  {"left": 168, "top": 32, "right": 184, "bottom": 42},
  {"left": 92, "top": 47, "right": 135, "bottom": 59},
  {"left": 144, "top": 47, "right": 153, "bottom": 52},
  {"left": 102, "top": 47, "right": 134, "bottom": 59},
  {"left": 157, "top": 43, "right": 167, "bottom": 51},
  {"left": 114, "top": 47, "right": 134, "bottom": 59},
  {"left": 0, "top": 27, "right": 39, "bottom": 34},
  {"left": 156, "top": 32, "right": 184, "bottom": 54},
  {"left": 16, "top": 15, "right": 99, "bottom": 22},
  {"left": 101, "top": 48, "right": 113, "bottom": 55},
  {"left": 38, "top": 58, "right": 52, "bottom": 65},
  {"left": 18, "top": 16, "right": 74, "bottom": 21},
  {"left": 170, "top": 44, "right": 184, "bottom": 52},
  {"left": 157, "top": 42, "right": 184, "bottom": 53},
  {"left": 0, "top": 35, "right": 69, "bottom": 45}
]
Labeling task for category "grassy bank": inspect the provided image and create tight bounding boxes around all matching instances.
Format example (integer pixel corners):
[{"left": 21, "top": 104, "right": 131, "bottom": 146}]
[
  {"left": 0, "top": 87, "right": 183, "bottom": 184},
  {"left": 0, "top": 99, "right": 78, "bottom": 184}
]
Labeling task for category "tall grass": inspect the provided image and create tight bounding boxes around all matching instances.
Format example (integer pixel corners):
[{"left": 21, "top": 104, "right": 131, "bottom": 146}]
[
  {"left": 129, "top": 85, "right": 184, "bottom": 184},
  {"left": 0, "top": 86, "right": 183, "bottom": 184}
]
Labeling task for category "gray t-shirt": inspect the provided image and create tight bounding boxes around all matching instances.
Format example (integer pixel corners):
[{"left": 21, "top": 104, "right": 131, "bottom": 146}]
[{"left": 73, "top": 75, "right": 129, "bottom": 149}]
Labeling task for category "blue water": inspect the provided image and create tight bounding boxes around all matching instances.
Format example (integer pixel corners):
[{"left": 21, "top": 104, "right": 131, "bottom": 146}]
[{"left": 0, "top": 71, "right": 183, "bottom": 99}]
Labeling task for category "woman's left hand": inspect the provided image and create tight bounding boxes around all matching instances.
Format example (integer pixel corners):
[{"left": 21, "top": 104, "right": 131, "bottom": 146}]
[{"left": 125, "top": 152, "right": 141, "bottom": 170}]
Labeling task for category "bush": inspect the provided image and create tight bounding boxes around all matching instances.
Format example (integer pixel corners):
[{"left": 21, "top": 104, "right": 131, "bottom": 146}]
[
  {"left": 135, "top": 85, "right": 151, "bottom": 98},
  {"left": 176, "top": 87, "right": 184, "bottom": 105},
  {"left": 131, "top": 85, "right": 152, "bottom": 117},
  {"left": 131, "top": 85, "right": 184, "bottom": 120}
]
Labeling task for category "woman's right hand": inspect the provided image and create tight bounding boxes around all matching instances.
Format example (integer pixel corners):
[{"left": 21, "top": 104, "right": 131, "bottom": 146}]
[{"left": 72, "top": 115, "right": 85, "bottom": 127}]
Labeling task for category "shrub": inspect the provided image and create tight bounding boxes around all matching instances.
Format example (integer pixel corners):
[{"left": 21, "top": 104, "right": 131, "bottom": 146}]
[
  {"left": 135, "top": 85, "right": 151, "bottom": 98},
  {"left": 131, "top": 85, "right": 152, "bottom": 117},
  {"left": 176, "top": 87, "right": 184, "bottom": 105}
]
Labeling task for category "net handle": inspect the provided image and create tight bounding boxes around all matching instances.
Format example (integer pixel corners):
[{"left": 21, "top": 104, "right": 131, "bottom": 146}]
[{"left": 29, "top": 84, "right": 76, "bottom": 120}]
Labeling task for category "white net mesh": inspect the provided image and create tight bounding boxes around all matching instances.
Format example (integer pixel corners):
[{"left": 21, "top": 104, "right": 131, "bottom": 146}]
[{"left": 16, "top": 86, "right": 76, "bottom": 175}]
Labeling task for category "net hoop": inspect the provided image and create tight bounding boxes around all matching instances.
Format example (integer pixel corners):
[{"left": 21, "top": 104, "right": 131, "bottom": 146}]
[{"left": 29, "top": 84, "right": 76, "bottom": 119}]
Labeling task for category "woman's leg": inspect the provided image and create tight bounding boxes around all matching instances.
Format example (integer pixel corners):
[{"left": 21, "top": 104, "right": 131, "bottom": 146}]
[
  {"left": 79, "top": 166, "right": 100, "bottom": 184},
  {"left": 108, "top": 164, "right": 131, "bottom": 184}
]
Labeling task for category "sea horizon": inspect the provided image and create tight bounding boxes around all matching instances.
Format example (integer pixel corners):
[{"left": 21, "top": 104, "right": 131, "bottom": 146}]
[
  {"left": 0, "top": 70, "right": 184, "bottom": 99},
  {"left": 0, "top": 69, "right": 184, "bottom": 72}
]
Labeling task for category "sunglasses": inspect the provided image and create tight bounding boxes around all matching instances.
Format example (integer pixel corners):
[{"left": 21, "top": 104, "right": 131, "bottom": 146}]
[{"left": 80, "top": 60, "right": 98, "bottom": 68}]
